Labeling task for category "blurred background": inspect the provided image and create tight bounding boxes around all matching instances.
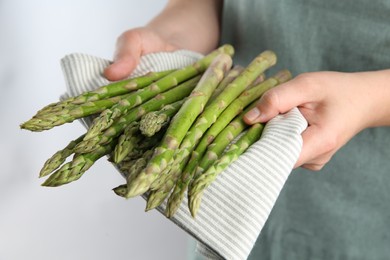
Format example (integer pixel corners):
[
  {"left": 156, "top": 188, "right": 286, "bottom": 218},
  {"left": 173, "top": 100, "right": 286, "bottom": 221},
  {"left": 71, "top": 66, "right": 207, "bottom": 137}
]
[{"left": 0, "top": 1, "right": 193, "bottom": 259}]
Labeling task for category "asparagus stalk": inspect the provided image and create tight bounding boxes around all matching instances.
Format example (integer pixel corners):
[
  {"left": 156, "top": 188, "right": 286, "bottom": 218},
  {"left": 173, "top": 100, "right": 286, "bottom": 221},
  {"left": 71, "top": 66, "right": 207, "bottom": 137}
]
[
  {"left": 73, "top": 75, "right": 201, "bottom": 154},
  {"left": 188, "top": 123, "right": 264, "bottom": 217},
  {"left": 113, "top": 118, "right": 168, "bottom": 164},
  {"left": 195, "top": 69, "right": 290, "bottom": 154},
  {"left": 20, "top": 70, "right": 173, "bottom": 131},
  {"left": 35, "top": 70, "right": 172, "bottom": 116},
  {"left": 181, "top": 69, "right": 292, "bottom": 187},
  {"left": 124, "top": 150, "right": 154, "bottom": 184},
  {"left": 113, "top": 149, "right": 154, "bottom": 198},
  {"left": 177, "top": 50, "right": 276, "bottom": 155},
  {"left": 195, "top": 104, "right": 259, "bottom": 178},
  {"left": 145, "top": 158, "right": 187, "bottom": 211},
  {"left": 166, "top": 71, "right": 289, "bottom": 214},
  {"left": 117, "top": 150, "right": 154, "bottom": 177},
  {"left": 164, "top": 55, "right": 281, "bottom": 217},
  {"left": 208, "top": 65, "right": 244, "bottom": 102},
  {"left": 70, "top": 70, "right": 174, "bottom": 104},
  {"left": 168, "top": 51, "right": 276, "bottom": 180},
  {"left": 112, "top": 122, "right": 141, "bottom": 163},
  {"left": 181, "top": 103, "right": 258, "bottom": 192},
  {"left": 149, "top": 107, "right": 255, "bottom": 212},
  {"left": 39, "top": 134, "right": 85, "bottom": 178},
  {"left": 247, "top": 73, "right": 266, "bottom": 89},
  {"left": 148, "top": 160, "right": 174, "bottom": 191},
  {"left": 125, "top": 53, "right": 234, "bottom": 198},
  {"left": 20, "top": 94, "right": 131, "bottom": 131},
  {"left": 41, "top": 141, "right": 116, "bottom": 187},
  {"left": 139, "top": 100, "right": 184, "bottom": 137},
  {"left": 83, "top": 45, "right": 235, "bottom": 140}
]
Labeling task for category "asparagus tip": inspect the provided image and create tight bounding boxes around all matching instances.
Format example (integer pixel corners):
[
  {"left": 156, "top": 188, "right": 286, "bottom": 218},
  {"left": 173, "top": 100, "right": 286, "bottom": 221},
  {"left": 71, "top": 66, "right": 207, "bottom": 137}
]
[
  {"left": 260, "top": 50, "right": 277, "bottom": 67},
  {"left": 145, "top": 190, "right": 168, "bottom": 211},
  {"left": 139, "top": 112, "right": 167, "bottom": 137},
  {"left": 188, "top": 192, "right": 202, "bottom": 218},
  {"left": 165, "top": 193, "right": 183, "bottom": 218},
  {"left": 144, "top": 204, "right": 154, "bottom": 212},
  {"left": 112, "top": 184, "right": 128, "bottom": 198},
  {"left": 220, "top": 44, "right": 235, "bottom": 57},
  {"left": 274, "top": 69, "right": 292, "bottom": 83}
]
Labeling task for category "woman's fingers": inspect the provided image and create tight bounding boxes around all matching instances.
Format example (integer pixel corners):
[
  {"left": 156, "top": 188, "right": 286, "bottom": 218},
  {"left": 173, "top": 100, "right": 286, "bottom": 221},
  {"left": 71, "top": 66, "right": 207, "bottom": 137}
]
[
  {"left": 104, "top": 28, "right": 179, "bottom": 81},
  {"left": 243, "top": 74, "right": 322, "bottom": 124},
  {"left": 294, "top": 125, "right": 335, "bottom": 170},
  {"left": 104, "top": 30, "right": 143, "bottom": 81}
]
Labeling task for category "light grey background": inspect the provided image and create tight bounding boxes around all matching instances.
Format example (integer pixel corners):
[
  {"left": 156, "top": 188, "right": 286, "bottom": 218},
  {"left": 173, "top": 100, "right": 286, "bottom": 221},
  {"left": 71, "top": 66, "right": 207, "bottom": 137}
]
[{"left": 0, "top": 1, "right": 192, "bottom": 259}]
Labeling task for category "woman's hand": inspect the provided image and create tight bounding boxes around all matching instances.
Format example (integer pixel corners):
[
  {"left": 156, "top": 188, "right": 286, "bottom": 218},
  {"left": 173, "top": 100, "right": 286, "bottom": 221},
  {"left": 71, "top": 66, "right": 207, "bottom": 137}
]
[
  {"left": 244, "top": 70, "right": 390, "bottom": 171},
  {"left": 104, "top": 27, "right": 180, "bottom": 81},
  {"left": 104, "top": 0, "right": 223, "bottom": 81}
]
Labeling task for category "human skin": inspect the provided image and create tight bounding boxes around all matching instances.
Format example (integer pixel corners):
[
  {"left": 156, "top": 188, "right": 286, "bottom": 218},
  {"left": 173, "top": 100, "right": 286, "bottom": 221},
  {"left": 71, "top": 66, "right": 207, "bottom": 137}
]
[
  {"left": 243, "top": 70, "right": 390, "bottom": 170},
  {"left": 104, "top": 0, "right": 390, "bottom": 171},
  {"left": 104, "top": 0, "right": 223, "bottom": 81}
]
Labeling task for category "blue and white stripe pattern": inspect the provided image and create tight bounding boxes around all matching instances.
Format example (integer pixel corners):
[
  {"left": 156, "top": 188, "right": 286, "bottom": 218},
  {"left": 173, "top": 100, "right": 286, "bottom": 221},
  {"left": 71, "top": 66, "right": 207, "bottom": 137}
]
[{"left": 60, "top": 51, "right": 307, "bottom": 260}]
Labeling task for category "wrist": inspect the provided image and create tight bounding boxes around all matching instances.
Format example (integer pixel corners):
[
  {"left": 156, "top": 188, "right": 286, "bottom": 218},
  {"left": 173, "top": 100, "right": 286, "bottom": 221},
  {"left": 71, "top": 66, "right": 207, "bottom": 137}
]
[{"left": 357, "top": 70, "right": 390, "bottom": 128}]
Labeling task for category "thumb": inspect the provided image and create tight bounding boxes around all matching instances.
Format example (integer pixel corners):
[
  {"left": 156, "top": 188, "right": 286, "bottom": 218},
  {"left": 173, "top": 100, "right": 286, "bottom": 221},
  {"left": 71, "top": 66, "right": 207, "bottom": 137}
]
[
  {"left": 104, "top": 30, "right": 143, "bottom": 81},
  {"left": 243, "top": 75, "right": 318, "bottom": 124}
]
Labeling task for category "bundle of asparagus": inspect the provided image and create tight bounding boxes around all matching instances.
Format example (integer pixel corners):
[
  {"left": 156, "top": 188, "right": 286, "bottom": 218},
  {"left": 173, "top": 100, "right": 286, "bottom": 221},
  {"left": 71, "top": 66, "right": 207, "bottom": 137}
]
[{"left": 21, "top": 44, "right": 292, "bottom": 218}]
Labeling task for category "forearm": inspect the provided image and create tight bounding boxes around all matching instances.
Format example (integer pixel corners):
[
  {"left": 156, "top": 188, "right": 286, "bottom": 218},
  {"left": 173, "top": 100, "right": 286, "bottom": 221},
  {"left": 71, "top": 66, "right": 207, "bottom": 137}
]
[{"left": 147, "top": 0, "right": 223, "bottom": 54}]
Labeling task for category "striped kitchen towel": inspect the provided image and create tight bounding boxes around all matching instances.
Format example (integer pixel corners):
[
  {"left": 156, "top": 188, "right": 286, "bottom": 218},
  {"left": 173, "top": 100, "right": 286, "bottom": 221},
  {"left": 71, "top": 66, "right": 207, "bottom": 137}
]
[{"left": 60, "top": 50, "right": 307, "bottom": 260}]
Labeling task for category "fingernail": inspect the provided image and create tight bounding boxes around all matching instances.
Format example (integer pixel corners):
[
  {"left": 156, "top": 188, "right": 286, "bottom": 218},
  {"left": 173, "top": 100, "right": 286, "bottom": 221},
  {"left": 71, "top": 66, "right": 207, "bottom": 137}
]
[{"left": 245, "top": 107, "right": 261, "bottom": 121}]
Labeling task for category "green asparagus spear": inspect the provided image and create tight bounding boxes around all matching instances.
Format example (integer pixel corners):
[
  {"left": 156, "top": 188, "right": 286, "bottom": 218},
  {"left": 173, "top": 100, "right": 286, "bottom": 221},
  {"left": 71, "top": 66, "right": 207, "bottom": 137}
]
[
  {"left": 148, "top": 160, "right": 174, "bottom": 191},
  {"left": 73, "top": 76, "right": 201, "bottom": 154},
  {"left": 113, "top": 149, "right": 154, "bottom": 198},
  {"left": 167, "top": 51, "right": 276, "bottom": 180},
  {"left": 41, "top": 141, "right": 116, "bottom": 187},
  {"left": 42, "top": 70, "right": 173, "bottom": 109},
  {"left": 194, "top": 104, "right": 259, "bottom": 178},
  {"left": 113, "top": 122, "right": 141, "bottom": 163},
  {"left": 164, "top": 53, "right": 280, "bottom": 217},
  {"left": 197, "top": 69, "right": 289, "bottom": 151},
  {"left": 145, "top": 158, "right": 187, "bottom": 211},
  {"left": 208, "top": 65, "right": 244, "bottom": 102},
  {"left": 84, "top": 45, "right": 235, "bottom": 140},
  {"left": 176, "top": 50, "right": 276, "bottom": 156},
  {"left": 20, "top": 70, "right": 173, "bottom": 131},
  {"left": 139, "top": 100, "right": 184, "bottom": 137},
  {"left": 125, "top": 150, "right": 154, "bottom": 183},
  {"left": 114, "top": 120, "right": 166, "bottom": 164},
  {"left": 248, "top": 73, "right": 266, "bottom": 89},
  {"left": 117, "top": 149, "right": 154, "bottom": 177},
  {"left": 125, "top": 53, "right": 233, "bottom": 198},
  {"left": 179, "top": 103, "right": 258, "bottom": 196},
  {"left": 180, "top": 69, "right": 292, "bottom": 190},
  {"left": 20, "top": 94, "right": 132, "bottom": 131},
  {"left": 39, "top": 134, "right": 85, "bottom": 178},
  {"left": 166, "top": 70, "right": 289, "bottom": 215},
  {"left": 112, "top": 184, "right": 128, "bottom": 197},
  {"left": 70, "top": 70, "right": 174, "bottom": 104},
  {"left": 188, "top": 123, "right": 264, "bottom": 217}
]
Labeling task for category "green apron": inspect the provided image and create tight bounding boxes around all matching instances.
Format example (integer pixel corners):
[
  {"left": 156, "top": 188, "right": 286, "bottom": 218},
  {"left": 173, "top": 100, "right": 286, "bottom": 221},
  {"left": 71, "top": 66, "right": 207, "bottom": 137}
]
[{"left": 220, "top": 0, "right": 390, "bottom": 259}]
